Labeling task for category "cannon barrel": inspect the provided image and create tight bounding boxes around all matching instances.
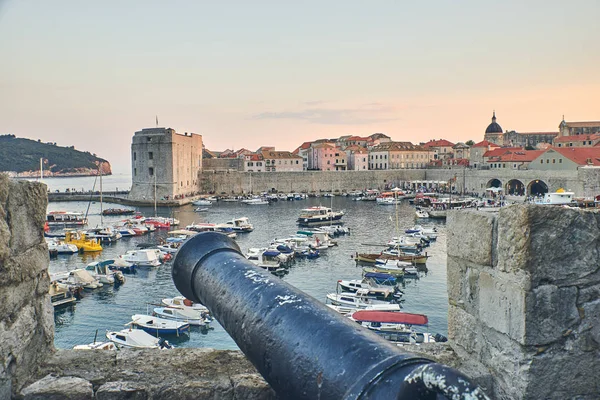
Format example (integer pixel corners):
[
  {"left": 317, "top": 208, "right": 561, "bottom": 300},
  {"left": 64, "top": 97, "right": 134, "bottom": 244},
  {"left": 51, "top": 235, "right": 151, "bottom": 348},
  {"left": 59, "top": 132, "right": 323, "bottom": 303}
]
[{"left": 172, "top": 232, "right": 488, "bottom": 400}]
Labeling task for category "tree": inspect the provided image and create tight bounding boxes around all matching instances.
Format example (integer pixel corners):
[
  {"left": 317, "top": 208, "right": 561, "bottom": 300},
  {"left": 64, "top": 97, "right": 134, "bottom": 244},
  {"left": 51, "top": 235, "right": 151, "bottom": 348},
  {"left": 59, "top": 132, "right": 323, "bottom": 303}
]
[{"left": 465, "top": 140, "right": 475, "bottom": 146}]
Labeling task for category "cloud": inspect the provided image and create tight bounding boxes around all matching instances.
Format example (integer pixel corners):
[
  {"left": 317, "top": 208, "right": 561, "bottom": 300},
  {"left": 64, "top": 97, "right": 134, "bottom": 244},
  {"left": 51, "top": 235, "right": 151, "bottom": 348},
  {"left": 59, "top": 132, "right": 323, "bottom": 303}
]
[{"left": 253, "top": 104, "right": 397, "bottom": 125}]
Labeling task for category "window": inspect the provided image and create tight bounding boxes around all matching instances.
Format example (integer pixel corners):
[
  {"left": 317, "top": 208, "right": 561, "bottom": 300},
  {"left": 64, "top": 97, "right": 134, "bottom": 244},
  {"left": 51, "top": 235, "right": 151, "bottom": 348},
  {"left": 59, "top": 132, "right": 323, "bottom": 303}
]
[
  {"left": 552, "top": 159, "right": 556, "bottom": 164},
  {"left": 147, "top": 137, "right": 151, "bottom": 142},
  {"left": 133, "top": 152, "right": 136, "bottom": 161},
  {"left": 148, "top": 152, "right": 153, "bottom": 160},
  {"left": 134, "top": 168, "right": 137, "bottom": 176},
  {"left": 559, "top": 159, "right": 562, "bottom": 163},
  {"left": 148, "top": 167, "right": 154, "bottom": 176}
]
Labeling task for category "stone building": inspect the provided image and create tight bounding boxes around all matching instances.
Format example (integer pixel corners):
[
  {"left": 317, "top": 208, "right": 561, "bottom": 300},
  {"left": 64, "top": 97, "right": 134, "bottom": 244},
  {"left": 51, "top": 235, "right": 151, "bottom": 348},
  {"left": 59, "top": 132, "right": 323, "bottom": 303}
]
[
  {"left": 553, "top": 133, "right": 600, "bottom": 148},
  {"left": 423, "top": 139, "right": 455, "bottom": 161},
  {"left": 369, "top": 141, "right": 432, "bottom": 170},
  {"left": 345, "top": 146, "right": 368, "bottom": 170},
  {"left": 502, "top": 131, "right": 558, "bottom": 148},
  {"left": 129, "top": 127, "right": 203, "bottom": 201},
  {"left": 559, "top": 119, "right": 600, "bottom": 136},
  {"left": 530, "top": 147, "right": 600, "bottom": 171},
  {"left": 483, "top": 111, "right": 504, "bottom": 145}
]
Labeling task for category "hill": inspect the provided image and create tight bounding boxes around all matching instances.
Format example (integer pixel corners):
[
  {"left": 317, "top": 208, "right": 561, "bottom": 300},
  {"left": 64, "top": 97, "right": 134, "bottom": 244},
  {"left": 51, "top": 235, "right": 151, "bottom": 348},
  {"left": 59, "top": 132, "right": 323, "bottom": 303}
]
[{"left": 0, "top": 134, "right": 112, "bottom": 176}]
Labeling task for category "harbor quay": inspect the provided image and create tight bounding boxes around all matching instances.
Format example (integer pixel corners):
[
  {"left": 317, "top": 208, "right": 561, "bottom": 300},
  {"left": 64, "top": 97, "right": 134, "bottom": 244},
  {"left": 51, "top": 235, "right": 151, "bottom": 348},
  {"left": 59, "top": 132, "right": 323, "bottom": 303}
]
[
  {"left": 199, "top": 167, "right": 600, "bottom": 199},
  {"left": 2, "top": 177, "right": 599, "bottom": 398}
]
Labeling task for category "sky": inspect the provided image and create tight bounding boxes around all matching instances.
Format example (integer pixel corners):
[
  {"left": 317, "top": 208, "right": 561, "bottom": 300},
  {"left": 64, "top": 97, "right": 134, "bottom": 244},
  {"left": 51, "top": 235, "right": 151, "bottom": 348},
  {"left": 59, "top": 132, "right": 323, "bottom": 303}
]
[{"left": 1, "top": 0, "right": 599, "bottom": 173}]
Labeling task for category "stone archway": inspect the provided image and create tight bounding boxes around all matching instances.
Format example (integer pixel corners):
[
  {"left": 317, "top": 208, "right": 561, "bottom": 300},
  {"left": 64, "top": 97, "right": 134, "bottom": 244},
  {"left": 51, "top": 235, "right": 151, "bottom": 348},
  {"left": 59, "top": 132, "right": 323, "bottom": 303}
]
[
  {"left": 487, "top": 178, "right": 502, "bottom": 188},
  {"left": 528, "top": 180, "right": 549, "bottom": 196},
  {"left": 506, "top": 179, "right": 525, "bottom": 196}
]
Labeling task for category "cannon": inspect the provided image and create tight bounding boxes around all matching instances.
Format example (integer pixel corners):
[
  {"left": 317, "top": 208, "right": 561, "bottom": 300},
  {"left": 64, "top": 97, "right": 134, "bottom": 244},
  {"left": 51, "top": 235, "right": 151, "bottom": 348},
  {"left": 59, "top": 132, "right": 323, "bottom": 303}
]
[{"left": 172, "top": 232, "right": 489, "bottom": 399}]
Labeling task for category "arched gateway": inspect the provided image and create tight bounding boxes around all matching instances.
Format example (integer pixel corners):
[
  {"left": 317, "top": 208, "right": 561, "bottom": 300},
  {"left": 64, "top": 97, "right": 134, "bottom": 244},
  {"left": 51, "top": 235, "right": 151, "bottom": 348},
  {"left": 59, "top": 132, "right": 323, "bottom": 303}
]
[
  {"left": 506, "top": 179, "right": 525, "bottom": 196},
  {"left": 528, "top": 180, "right": 549, "bottom": 196}
]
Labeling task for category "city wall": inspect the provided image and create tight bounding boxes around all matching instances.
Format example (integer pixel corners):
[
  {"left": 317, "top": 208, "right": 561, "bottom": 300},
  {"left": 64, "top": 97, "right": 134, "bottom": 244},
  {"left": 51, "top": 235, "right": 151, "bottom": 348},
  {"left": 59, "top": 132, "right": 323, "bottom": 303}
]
[
  {"left": 198, "top": 168, "right": 599, "bottom": 197},
  {"left": 447, "top": 206, "right": 600, "bottom": 399}
]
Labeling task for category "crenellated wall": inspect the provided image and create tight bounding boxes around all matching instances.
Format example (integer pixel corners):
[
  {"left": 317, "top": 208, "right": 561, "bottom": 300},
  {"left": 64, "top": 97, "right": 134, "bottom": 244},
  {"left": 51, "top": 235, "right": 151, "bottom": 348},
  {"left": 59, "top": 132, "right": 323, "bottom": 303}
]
[
  {"left": 447, "top": 205, "right": 600, "bottom": 399},
  {"left": 0, "top": 174, "right": 54, "bottom": 398}
]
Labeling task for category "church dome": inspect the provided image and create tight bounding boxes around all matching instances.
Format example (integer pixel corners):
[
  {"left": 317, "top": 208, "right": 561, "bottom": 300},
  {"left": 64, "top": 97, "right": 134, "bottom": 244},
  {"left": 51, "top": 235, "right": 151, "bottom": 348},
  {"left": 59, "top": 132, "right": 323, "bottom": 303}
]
[{"left": 485, "top": 111, "right": 503, "bottom": 134}]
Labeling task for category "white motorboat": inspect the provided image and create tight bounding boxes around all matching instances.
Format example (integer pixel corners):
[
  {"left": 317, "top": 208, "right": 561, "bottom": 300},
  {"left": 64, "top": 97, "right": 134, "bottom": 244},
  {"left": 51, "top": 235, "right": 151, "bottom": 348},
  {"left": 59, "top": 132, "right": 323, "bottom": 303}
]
[
  {"left": 415, "top": 210, "right": 430, "bottom": 219},
  {"left": 192, "top": 199, "right": 213, "bottom": 206},
  {"left": 153, "top": 307, "right": 210, "bottom": 327},
  {"left": 106, "top": 329, "right": 172, "bottom": 349},
  {"left": 85, "top": 261, "right": 126, "bottom": 285},
  {"left": 130, "top": 314, "right": 190, "bottom": 336},
  {"left": 118, "top": 249, "right": 161, "bottom": 267},
  {"left": 246, "top": 249, "right": 285, "bottom": 273},
  {"left": 45, "top": 238, "right": 79, "bottom": 254},
  {"left": 219, "top": 217, "right": 254, "bottom": 232},
  {"left": 297, "top": 206, "right": 344, "bottom": 227},
  {"left": 157, "top": 242, "right": 181, "bottom": 254},
  {"left": 161, "top": 296, "right": 210, "bottom": 314},
  {"left": 326, "top": 302, "right": 401, "bottom": 315},
  {"left": 73, "top": 342, "right": 117, "bottom": 350},
  {"left": 60, "top": 269, "right": 103, "bottom": 290},
  {"left": 337, "top": 280, "right": 402, "bottom": 301},
  {"left": 242, "top": 198, "right": 269, "bottom": 205},
  {"left": 326, "top": 289, "right": 400, "bottom": 309}
]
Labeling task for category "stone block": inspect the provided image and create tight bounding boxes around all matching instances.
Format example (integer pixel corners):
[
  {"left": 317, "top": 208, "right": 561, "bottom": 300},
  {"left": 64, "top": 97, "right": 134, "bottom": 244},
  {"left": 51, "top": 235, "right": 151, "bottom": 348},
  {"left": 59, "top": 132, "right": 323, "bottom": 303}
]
[
  {"left": 96, "top": 381, "right": 148, "bottom": 400},
  {"left": 21, "top": 374, "right": 93, "bottom": 400},
  {"left": 447, "top": 257, "right": 480, "bottom": 316},
  {"left": 498, "top": 205, "right": 600, "bottom": 286},
  {"left": 447, "top": 211, "right": 495, "bottom": 266},
  {"left": 479, "top": 271, "right": 526, "bottom": 343},
  {"left": 231, "top": 373, "right": 276, "bottom": 400},
  {"left": 447, "top": 305, "right": 481, "bottom": 356},
  {"left": 577, "top": 283, "right": 600, "bottom": 306},
  {"left": 524, "top": 285, "right": 579, "bottom": 346},
  {"left": 152, "top": 378, "right": 232, "bottom": 400}
]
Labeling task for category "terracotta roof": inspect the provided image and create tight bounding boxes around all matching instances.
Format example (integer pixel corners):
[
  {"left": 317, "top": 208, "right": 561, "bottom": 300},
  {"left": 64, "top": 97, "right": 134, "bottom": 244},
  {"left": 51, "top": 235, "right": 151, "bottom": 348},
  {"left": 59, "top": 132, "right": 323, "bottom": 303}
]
[
  {"left": 246, "top": 153, "right": 263, "bottom": 161},
  {"left": 549, "top": 147, "right": 600, "bottom": 166},
  {"left": 369, "top": 133, "right": 391, "bottom": 140},
  {"left": 489, "top": 150, "right": 545, "bottom": 163},
  {"left": 472, "top": 140, "right": 500, "bottom": 148},
  {"left": 261, "top": 150, "right": 302, "bottom": 159},
  {"left": 423, "top": 139, "right": 455, "bottom": 148},
  {"left": 347, "top": 136, "right": 367, "bottom": 141},
  {"left": 564, "top": 121, "right": 600, "bottom": 128},
  {"left": 312, "top": 143, "right": 335, "bottom": 149},
  {"left": 371, "top": 141, "right": 423, "bottom": 152},
  {"left": 483, "top": 147, "right": 525, "bottom": 158},
  {"left": 554, "top": 133, "right": 600, "bottom": 143},
  {"left": 515, "top": 131, "right": 559, "bottom": 136}
]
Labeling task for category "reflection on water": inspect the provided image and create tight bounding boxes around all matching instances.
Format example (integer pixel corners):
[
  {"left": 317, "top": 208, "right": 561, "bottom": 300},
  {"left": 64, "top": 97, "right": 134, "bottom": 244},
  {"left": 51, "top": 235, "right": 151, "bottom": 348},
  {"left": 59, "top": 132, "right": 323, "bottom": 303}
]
[{"left": 50, "top": 197, "right": 448, "bottom": 350}]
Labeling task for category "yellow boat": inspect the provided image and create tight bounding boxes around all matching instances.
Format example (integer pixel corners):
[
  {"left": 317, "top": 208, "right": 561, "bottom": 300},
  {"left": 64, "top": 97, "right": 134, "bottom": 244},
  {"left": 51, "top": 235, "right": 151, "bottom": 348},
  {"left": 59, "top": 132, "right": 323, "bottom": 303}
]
[{"left": 65, "top": 231, "right": 102, "bottom": 252}]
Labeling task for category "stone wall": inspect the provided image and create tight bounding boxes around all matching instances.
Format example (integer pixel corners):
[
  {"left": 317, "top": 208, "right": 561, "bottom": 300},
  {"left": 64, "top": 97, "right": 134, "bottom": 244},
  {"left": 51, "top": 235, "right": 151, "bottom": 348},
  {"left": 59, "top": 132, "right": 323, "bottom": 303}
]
[
  {"left": 0, "top": 175, "right": 54, "bottom": 397},
  {"left": 197, "top": 168, "right": 587, "bottom": 197},
  {"left": 447, "top": 205, "right": 600, "bottom": 399}
]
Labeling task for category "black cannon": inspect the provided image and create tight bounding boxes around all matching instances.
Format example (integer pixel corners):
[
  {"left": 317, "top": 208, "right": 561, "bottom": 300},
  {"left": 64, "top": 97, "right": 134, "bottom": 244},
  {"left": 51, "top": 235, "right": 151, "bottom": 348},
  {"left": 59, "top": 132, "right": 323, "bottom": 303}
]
[{"left": 172, "top": 232, "right": 489, "bottom": 400}]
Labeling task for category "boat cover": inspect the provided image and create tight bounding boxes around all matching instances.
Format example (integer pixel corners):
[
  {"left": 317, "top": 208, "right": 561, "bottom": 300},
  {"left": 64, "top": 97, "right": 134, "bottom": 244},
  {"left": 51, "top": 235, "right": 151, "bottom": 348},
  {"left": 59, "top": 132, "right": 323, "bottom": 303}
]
[
  {"left": 263, "top": 250, "right": 281, "bottom": 257},
  {"left": 364, "top": 272, "right": 395, "bottom": 280},
  {"left": 352, "top": 310, "right": 428, "bottom": 326}
]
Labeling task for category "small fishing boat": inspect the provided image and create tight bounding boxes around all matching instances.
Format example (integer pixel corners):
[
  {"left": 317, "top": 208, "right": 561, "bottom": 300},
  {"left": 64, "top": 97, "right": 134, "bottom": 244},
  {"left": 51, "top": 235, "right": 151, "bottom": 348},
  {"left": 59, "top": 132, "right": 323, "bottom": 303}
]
[
  {"left": 64, "top": 231, "right": 102, "bottom": 252},
  {"left": 326, "top": 289, "right": 400, "bottom": 309},
  {"left": 106, "top": 329, "right": 172, "bottom": 349},
  {"left": 218, "top": 217, "right": 254, "bottom": 232},
  {"left": 242, "top": 198, "right": 269, "bottom": 205},
  {"left": 415, "top": 209, "right": 429, "bottom": 219},
  {"left": 73, "top": 342, "right": 117, "bottom": 350},
  {"left": 363, "top": 271, "right": 397, "bottom": 286},
  {"left": 192, "top": 199, "right": 213, "bottom": 206},
  {"left": 102, "top": 208, "right": 135, "bottom": 216},
  {"left": 161, "top": 296, "right": 210, "bottom": 314},
  {"left": 130, "top": 314, "right": 190, "bottom": 336},
  {"left": 46, "top": 211, "right": 88, "bottom": 227},
  {"left": 349, "top": 310, "right": 446, "bottom": 344},
  {"left": 355, "top": 252, "right": 429, "bottom": 265},
  {"left": 297, "top": 206, "right": 344, "bottom": 227},
  {"left": 118, "top": 249, "right": 161, "bottom": 267},
  {"left": 45, "top": 238, "right": 79, "bottom": 254},
  {"left": 49, "top": 281, "right": 77, "bottom": 307},
  {"left": 86, "top": 260, "right": 126, "bottom": 285},
  {"left": 337, "top": 280, "right": 402, "bottom": 301},
  {"left": 107, "top": 258, "right": 137, "bottom": 274},
  {"left": 153, "top": 307, "right": 210, "bottom": 326}
]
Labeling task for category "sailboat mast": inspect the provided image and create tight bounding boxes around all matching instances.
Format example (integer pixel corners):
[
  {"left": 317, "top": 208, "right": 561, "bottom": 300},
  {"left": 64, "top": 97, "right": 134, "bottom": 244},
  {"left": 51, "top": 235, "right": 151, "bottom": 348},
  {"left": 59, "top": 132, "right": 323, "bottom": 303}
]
[
  {"left": 39, "top": 158, "right": 43, "bottom": 182},
  {"left": 99, "top": 164, "right": 103, "bottom": 226}
]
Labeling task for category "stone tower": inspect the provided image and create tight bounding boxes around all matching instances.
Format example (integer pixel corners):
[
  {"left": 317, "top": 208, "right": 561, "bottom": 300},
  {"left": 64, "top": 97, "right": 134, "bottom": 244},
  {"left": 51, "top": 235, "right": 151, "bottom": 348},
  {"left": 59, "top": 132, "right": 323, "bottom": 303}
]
[
  {"left": 483, "top": 111, "right": 504, "bottom": 145},
  {"left": 129, "top": 127, "right": 203, "bottom": 201}
]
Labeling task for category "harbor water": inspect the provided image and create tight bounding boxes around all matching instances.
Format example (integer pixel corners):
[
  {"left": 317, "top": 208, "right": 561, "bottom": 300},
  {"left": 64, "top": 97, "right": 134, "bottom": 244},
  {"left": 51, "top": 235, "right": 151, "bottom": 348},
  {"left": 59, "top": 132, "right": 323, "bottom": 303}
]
[{"left": 43, "top": 176, "right": 449, "bottom": 350}]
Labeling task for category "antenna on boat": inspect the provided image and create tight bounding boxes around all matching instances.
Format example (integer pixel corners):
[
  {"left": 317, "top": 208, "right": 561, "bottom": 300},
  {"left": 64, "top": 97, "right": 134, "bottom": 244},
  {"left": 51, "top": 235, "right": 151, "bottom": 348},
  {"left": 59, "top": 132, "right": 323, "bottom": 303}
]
[{"left": 93, "top": 329, "right": 98, "bottom": 344}]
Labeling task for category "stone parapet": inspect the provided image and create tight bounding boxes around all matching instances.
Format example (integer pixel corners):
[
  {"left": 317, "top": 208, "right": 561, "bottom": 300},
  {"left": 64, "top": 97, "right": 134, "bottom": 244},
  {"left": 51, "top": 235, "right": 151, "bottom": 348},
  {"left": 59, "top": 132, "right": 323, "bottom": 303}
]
[
  {"left": 447, "top": 205, "right": 600, "bottom": 399},
  {"left": 0, "top": 174, "right": 54, "bottom": 397}
]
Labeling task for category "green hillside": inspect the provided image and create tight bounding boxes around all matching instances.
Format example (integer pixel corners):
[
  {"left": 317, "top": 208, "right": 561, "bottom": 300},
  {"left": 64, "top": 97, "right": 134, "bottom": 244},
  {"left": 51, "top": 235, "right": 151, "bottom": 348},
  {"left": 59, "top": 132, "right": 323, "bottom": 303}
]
[{"left": 0, "top": 134, "right": 109, "bottom": 174}]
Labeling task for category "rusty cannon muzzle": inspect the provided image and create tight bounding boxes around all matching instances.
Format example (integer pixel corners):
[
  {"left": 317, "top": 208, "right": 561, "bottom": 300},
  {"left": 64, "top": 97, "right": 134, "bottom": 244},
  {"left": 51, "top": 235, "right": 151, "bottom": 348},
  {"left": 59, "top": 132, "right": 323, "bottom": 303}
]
[{"left": 172, "top": 232, "right": 489, "bottom": 400}]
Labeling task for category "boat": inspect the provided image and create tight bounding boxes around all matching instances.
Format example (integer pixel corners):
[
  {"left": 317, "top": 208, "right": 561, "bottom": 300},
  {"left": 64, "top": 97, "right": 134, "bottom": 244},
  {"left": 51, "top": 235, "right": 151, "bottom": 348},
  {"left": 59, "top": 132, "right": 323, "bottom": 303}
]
[
  {"left": 363, "top": 265, "right": 405, "bottom": 277},
  {"left": 326, "top": 289, "right": 401, "bottom": 309},
  {"left": 536, "top": 190, "right": 575, "bottom": 205},
  {"left": 356, "top": 252, "right": 429, "bottom": 265},
  {"left": 60, "top": 269, "right": 104, "bottom": 290},
  {"left": 46, "top": 211, "right": 88, "bottom": 227},
  {"left": 118, "top": 249, "right": 161, "bottom": 267},
  {"left": 49, "top": 281, "right": 77, "bottom": 307},
  {"left": 246, "top": 249, "right": 286, "bottom": 273},
  {"left": 297, "top": 206, "right": 344, "bottom": 227},
  {"left": 45, "top": 238, "right": 79, "bottom": 254},
  {"left": 157, "top": 241, "right": 181, "bottom": 254},
  {"left": 192, "top": 199, "right": 213, "bottom": 206},
  {"left": 218, "top": 217, "right": 254, "bottom": 232},
  {"left": 153, "top": 307, "right": 210, "bottom": 326},
  {"left": 350, "top": 310, "right": 428, "bottom": 331},
  {"left": 130, "top": 314, "right": 190, "bottom": 336},
  {"left": 185, "top": 224, "right": 237, "bottom": 238},
  {"left": 415, "top": 209, "right": 430, "bottom": 219},
  {"left": 102, "top": 208, "right": 135, "bottom": 216},
  {"left": 86, "top": 260, "right": 126, "bottom": 285},
  {"left": 106, "top": 329, "right": 172, "bottom": 349},
  {"left": 84, "top": 226, "right": 122, "bottom": 243},
  {"left": 194, "top": 207, "right": 209, "bottom": 212},
  {"left": 374, "top": 260, "right": 418, "bottom": 276},
  {"left": 107, "top": 258, "right": 137, "bottom": 274},
  {"left": 363, "top": 271, "right": 397, "bottom": 286},
  {"left": 64, "top": 231, "right": 102, "bottom": 252},
  {"left": 405, "top": 225, "right": 438, "bottom": 240},
  {"left": 73, "top": 342, "right": 117, "bottom": 350},
  {"left": 161, "top": 296, "right": 210, "bottom": 314},
  {"left": 337, "top": 280, "right": 402, "bottom": 301},
  {"left": 242, "top": 198, "right": 269, "bottom": 205}
]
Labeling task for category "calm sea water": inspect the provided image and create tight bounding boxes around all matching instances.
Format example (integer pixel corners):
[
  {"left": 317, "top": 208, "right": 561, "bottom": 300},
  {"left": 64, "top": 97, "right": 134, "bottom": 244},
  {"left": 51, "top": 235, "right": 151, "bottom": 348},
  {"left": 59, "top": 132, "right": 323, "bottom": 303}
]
[{"left": 43, "top": 176, "right": 448, "bottom": 350}]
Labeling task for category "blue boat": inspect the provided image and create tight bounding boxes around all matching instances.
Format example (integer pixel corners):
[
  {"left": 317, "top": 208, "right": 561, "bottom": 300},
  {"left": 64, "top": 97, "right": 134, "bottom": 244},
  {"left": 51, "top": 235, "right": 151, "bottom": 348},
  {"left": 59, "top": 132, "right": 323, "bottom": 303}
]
[
  {"left": 131, "top": 314, "right": 190, "bottom": 336},
  {"left": 363, "top": 272, "right": 397, "bottom": 286}
]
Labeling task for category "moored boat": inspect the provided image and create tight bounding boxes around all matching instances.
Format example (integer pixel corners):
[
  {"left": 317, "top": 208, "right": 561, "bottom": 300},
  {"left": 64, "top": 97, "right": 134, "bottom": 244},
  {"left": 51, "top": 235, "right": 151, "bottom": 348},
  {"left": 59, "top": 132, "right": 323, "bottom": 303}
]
[
  {"left": 46, "top": 211, "right": 88, "bottom": 227},
  {"left": 297, "top": 206, "right": 344, "bottom": 227},
  {"left": 106, "top": 329, "right": 172, "bottom": 349},
  {"left": 131, "top": 314, "right": 190, "bottom": 336}
]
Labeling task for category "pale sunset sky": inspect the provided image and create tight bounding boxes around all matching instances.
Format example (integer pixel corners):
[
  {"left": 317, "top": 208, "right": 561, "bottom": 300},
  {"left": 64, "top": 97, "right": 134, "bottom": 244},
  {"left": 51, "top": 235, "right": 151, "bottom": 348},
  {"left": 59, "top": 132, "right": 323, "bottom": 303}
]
[{"left": 1, "top": 0, "right": 599, "bottom": 173}]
